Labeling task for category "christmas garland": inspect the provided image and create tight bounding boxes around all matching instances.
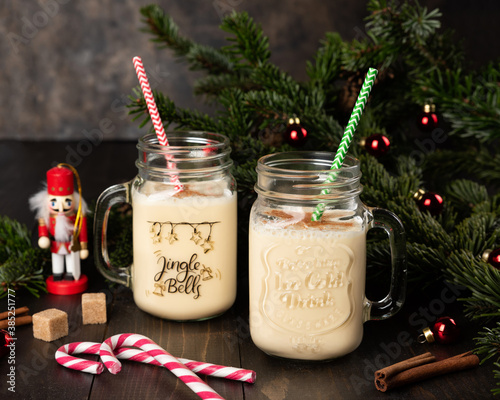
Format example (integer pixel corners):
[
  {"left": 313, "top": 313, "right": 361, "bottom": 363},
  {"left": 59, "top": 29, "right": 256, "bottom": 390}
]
[
  {"left": 0, "top": 216, "right": 48, "bottom": 298},
  {"left": 128, "top": 1, "right": 500, "bottom": 393}
]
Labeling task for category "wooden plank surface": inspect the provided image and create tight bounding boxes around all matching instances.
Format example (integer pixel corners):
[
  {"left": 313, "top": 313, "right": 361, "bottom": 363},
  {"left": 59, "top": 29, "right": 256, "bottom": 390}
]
[
  {"left": 237, "top": 303, "right": 494, "bottom": 400},
  {"left": 89, "top": 288, "right": 246, "bottom": 400},
  {"left": 0, "top": 268, "right": 107, "bottom": 399},
  {"left": 0, "top": 140, "right": 496, "bottom": 399}
]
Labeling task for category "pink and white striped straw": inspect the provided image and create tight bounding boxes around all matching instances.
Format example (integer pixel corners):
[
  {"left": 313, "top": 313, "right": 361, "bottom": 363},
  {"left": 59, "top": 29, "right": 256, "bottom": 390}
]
[
  {"left": 55, "top": 341, "right": 256, "bottom": 383},
  {"left": 100, "top": 333, "right": 224, "bottom": 400},
  {"left": 133, "top": 56, "right": 183, "bottom": 191}
]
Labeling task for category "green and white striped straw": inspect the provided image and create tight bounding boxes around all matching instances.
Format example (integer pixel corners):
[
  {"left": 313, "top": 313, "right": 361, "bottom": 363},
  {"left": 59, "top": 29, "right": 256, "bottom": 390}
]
[{"left": 311, "top": 67, "right": 378, "bottom": 221}]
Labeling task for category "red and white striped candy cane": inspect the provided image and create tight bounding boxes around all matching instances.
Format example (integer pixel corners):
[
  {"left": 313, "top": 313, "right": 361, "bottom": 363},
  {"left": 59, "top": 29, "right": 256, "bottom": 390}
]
[
  {"left": 55, "top": 341, "right": 256, "bottom": 384},
  {"left": 55, "top": 342, "right": 104, "bottom": 374},
  {"left": 181, "top": 359, "right": 255, "bottom": 384},
  {"left": 100, "top": 333, "right": 224, "bottom": 400},
  {"left": 133, "top": 56, "right": 183, "bottom": 192},
  {"left": 115, "top": 347, "right": 256, "bottom": 383}
]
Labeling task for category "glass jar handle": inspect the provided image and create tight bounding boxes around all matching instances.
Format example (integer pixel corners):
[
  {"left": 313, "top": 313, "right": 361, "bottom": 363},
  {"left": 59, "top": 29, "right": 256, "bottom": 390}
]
[
  {"left": 365, "top": 207, "right": 407, "bottom": 321},
  {"left": 93, "top": 182, "right": 132, "bottom": 287}
]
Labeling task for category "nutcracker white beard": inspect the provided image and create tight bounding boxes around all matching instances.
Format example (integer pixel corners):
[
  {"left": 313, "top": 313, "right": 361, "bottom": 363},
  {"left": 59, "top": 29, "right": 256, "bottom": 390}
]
[
  {"left": 29, "top": 186, "right": 88, "bottom": 222},
  {"left": 54, "top": 214, "right": 73, "bottom": 242}
]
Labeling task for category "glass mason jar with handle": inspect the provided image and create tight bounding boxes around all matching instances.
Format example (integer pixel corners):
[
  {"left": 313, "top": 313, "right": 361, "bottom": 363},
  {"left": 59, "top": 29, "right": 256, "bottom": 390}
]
[
  {"left": 249, "top": 151, "right": 406, "bottom": 360},
  {"left": 94, "top": 132, "right": 237, "bottom": 321}
]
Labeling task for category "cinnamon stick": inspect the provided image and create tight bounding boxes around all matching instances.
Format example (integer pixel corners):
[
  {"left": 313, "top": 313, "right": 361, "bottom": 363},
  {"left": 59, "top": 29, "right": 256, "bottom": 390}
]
[
  {"left": 0, "top": 315, "right": 33, "bottom": 330},
  {"left": 0, "top": 306, "right": 29, "bottom": 321},
  {"left": 375, "top": 351, "right": 480, "bottom": 392},
  {"left": 375, "top": 352, "right": 436, "bottom": 381}
]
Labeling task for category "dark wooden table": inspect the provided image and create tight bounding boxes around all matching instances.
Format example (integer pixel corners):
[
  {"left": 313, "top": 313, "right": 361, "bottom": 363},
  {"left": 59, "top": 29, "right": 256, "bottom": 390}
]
[{"left": 0, "top": 140, "right": 495, "bottom": 399}]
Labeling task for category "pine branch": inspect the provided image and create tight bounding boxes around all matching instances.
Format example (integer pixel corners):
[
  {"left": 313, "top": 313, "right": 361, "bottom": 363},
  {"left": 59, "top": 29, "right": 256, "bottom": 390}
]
[
  {"left": 306, "top": 32, "right": 344, "bottom": 92},
  {"left": 186, "top": 44, "right": 235, "bottom": 74},
  {"left": 0, "top": 250, "right": 47, "bottom": 298},
  {"left": 365, "top": 0, "right": 449, "bottom": 71},
  {"left": 243, "top": 90, "right": 295, "bottom": 119},
  {"left": 140, "top": 5, "right": 193, "bottom": 56},
  {"left": 464, "top": 301, "right": 499, "bottom": 321},
  {"left": 475, "top": 322, "right": 500, "bottom": 363},
  {"left": 231, "top": 132, "right": 277, "bottom": 168},
  {"left": 341, "top": 37, "right": 388, "bottom": 72},
  {"left": 474, "top": 323, "right": 500, "bottom": 395},
  {"left": 0, "top": 215, "right": 31, "bottom": 261},
  {"left": 474, "top": 194, "right": 500, "bottom": 215},
  {"left": 220, "top": 11, "right": 270, "bottom": 68},
  {"left": 194, "top": 74, "right": 257, "bottom": 99},
  {"left": 446, "top": 179, "right": 490, "bottom": 210},
  {"left": 0, "top": 216, "right": 48, "bottom": 298},
  {"left": 140, "top": 5, "right": 234, "bottom": 75},
  {"left": 452, "top": 213, "right": 499, "bottom": 255},
  {"left": 128, "top": 89, "right": 223, "bottom": 133},
  {"left": 233, "top": 160, "right": 258, "bottom": 202},
  {"left": 406, "top": 242, "right": 448, "bottom": 281},
  {"left": 107, "top": 205, "right": 133, "bottom": 268},
  {"left": 305, "top": 113, "right": 345, "bottom": 149},
  {"left": 216, "top": 88, "right": 253, "bottom": 139},
  {"left": 250, "top": 63, "right": 307, "bottom": 104},
  {"left": 417, "top": 65, "right": 500, "bottom": 142},
  {"left": 424, "top": 147, "right": 500, "bottom": 187},
  {"left": 446, "top": 250, "right": 500, "bottom": 320}
]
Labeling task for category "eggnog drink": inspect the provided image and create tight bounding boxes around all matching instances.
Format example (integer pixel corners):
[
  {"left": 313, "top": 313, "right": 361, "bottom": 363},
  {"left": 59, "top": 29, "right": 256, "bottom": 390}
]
[
  {"left": 249, "top": 209, "right": 367, "bottom": 360},
  {"left": 132, "top": 187, "right": 237, "bottom": 321}
]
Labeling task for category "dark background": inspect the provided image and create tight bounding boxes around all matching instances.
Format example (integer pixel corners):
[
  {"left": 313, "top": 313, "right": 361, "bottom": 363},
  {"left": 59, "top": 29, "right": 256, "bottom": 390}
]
[{"left": 1, "top": 0, "right": 499, "bottom": 141}]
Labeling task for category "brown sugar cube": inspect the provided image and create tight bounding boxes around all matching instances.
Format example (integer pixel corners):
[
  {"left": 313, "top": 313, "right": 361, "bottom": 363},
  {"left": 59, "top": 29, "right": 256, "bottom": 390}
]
[
  {"left": 82, "top": 293, "right": 107, "bottom": 325},
  {"left": 32, "top": 308, "right": 68, "bottom": 342}
]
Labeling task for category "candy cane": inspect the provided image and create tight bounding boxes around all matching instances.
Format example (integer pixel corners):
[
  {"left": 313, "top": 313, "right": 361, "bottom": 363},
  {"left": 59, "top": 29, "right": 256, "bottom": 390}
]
[
  {"left": 55, "top": 341, "right": 256, "bottom": 384},
  {"left": 100, "top": 334, "right": 223, "bottom": 400},
  {"left": 55, "top": 342, "right": 103, "bottom": 374},
  {"left": 115, "top": 347, "right": 256, "bottom": 383}
]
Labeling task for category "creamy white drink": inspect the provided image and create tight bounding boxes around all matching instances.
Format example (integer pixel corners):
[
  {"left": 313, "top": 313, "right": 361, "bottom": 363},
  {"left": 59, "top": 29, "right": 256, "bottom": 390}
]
[
  {"left": 249, "top": 209, "right": 367, "bottom": 360},
  {"left": 132, "top": 185, "right": 237, "bottom": 321}
]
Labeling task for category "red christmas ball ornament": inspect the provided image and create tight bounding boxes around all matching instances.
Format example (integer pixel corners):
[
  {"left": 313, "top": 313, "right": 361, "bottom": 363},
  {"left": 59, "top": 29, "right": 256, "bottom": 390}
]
[
  {"left": 418, "top": 316, "right": 460, "bottom": 344},
  {"left": 284, "top": 117, "right": 308, "bottom": 147},
  {"left": 360, "top": 134, "right": 391, "bottom": 157},
  {"left": 1, "top": 330, "right": 13, "bottom": 359},
  {"left": 482, "top": 248, "right": 500, "bottom": 269},
  {"left": 414, "top": 189, "right": 444, "bottom": 216},
  {"left": 417, "top": 103, "right": 439, "bottom": 132}
]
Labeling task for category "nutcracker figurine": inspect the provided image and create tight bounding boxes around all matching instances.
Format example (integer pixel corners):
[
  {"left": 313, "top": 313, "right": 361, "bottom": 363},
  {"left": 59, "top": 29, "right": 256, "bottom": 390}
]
[{"left": 29, "top": 163, "right": 89, "bottom": 295}]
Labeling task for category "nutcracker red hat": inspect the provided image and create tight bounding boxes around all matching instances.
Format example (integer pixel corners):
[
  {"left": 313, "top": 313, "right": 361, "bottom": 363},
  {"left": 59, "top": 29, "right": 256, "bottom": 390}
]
[{"left": 47, "top": 166, "right": 74, "bottom": 196}]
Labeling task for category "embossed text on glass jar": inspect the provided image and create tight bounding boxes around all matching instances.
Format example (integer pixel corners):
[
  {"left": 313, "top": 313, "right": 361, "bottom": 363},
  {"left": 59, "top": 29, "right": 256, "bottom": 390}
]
[{"left": 248, "top": 152, "right": 406, "bottom": 360}]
